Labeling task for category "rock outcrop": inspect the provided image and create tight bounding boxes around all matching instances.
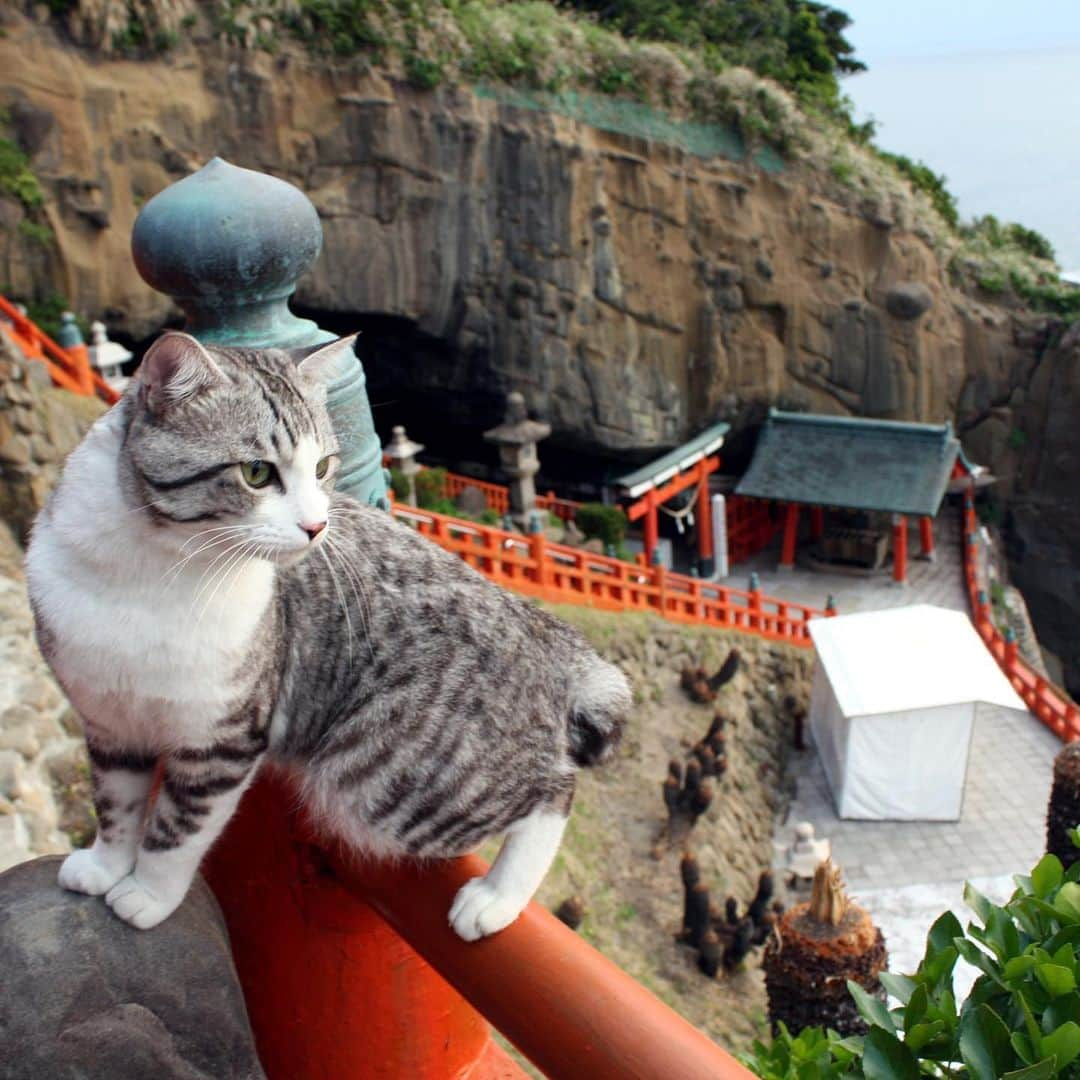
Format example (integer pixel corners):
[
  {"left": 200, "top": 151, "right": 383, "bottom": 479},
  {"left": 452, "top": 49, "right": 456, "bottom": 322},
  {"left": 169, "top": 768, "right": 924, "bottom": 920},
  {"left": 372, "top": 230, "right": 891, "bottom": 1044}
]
[
  {"left": 0, "top": 12, "right": 1049, "bottom": 455},
  {"left": 0, "top": 856, "right": 265, "bottom": 1079}
]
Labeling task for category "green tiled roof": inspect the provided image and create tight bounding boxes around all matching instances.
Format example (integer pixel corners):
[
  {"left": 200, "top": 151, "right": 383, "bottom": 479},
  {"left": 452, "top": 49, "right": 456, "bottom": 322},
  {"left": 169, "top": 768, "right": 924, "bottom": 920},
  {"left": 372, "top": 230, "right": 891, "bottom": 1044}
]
[
  {"left": 735, "top": 410, "right": 960, "bottom": 517},
  {"left": 614, "top": 421, "right": 730, "bottom": 497}
]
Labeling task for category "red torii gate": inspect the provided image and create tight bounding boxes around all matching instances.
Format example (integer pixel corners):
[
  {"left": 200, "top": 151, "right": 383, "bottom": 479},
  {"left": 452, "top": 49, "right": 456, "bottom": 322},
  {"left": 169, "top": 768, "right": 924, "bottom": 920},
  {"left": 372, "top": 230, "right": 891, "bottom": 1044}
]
[{"left": 615, "top": 422, "right": 729, "bottom": 576}]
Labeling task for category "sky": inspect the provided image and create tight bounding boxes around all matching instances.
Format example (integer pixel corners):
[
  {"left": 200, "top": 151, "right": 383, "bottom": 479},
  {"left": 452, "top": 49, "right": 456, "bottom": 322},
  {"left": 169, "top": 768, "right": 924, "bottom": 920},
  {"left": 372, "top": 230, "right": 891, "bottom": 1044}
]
[{"left": 837, "top": 1, "right": 1080, "bottom": 271}]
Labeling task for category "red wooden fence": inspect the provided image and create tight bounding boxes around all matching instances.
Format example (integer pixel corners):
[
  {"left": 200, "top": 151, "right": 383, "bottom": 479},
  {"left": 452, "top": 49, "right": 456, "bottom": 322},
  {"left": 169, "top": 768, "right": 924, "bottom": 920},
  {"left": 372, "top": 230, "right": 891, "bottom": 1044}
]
[
  {"left": 0, "top": 294, "right": 119, "bottom": 404},
  {"left": 962, "top": 495, "right": 1079, "bottom": 740},
  {"left": 393, "top": 503, "right": 823, "bottom": 647}
]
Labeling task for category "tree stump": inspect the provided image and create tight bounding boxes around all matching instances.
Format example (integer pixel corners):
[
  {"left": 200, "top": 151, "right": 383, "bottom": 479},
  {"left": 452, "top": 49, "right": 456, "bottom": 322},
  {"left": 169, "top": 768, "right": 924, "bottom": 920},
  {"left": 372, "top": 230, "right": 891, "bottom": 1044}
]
[
  {"left": 763, "top": 859, "right": 886, "bottom": 1037},
  {"left": 1047, "top": 742, "right": 1080, "bottom": 869}
]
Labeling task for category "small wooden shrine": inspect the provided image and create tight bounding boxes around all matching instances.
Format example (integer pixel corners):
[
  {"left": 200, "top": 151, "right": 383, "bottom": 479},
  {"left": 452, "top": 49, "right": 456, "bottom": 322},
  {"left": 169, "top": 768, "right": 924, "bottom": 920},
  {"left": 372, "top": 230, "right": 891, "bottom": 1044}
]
[
  {"left": 614, "top": 421, "right": 730, "bottom": 576},
  {"left": 735, "top": 410, "right": 976, "bottom": 583}
]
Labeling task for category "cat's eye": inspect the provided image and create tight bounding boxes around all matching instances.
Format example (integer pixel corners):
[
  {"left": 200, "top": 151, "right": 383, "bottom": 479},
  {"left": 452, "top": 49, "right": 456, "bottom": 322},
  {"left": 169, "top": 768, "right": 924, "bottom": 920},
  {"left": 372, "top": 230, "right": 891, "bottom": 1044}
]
[
  {"left": 315, "top": 456, "right": 331, "bottom": 479},
  {"left": 241, "top": 460, "right": 275, "bottom": 489}
]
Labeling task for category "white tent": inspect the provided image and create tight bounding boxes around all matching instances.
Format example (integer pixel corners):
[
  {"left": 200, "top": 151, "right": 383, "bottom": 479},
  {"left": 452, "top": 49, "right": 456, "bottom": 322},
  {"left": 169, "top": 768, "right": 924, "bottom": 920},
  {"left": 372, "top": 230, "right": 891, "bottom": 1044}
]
[{"left": 807, "top": 605, "right": 1028, "bottom": 821}]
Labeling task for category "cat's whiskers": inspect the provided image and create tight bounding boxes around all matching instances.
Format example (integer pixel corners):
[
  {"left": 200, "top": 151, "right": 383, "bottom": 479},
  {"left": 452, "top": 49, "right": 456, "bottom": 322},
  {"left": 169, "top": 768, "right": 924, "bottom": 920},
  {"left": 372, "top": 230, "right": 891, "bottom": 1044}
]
[
  {"left": 324, "top": 517, "right": 375, "bottom": 661},
  {"left": 319, "top": 546, "right": 355, "bottom": 661},
  {"left": 195, "top": 540, "right": 261, "bottom": 625},
  {"left": 188, "top": 539, "right": 254, "bottom": 616},
  {"left": 160, "top": 526, "right": 260, "bottom": 591}
]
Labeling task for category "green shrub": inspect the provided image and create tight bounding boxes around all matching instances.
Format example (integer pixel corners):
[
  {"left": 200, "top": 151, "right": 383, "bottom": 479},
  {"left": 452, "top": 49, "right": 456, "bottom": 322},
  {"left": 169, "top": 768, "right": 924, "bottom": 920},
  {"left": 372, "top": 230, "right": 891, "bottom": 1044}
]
[
  {"left": 388, "top": 466, "right": 411, "bottom": 502},
  {"left": 574, "top": 503, "right": 628, "bottom": 547},
  {"left": 877, "top": 150, "right": 958, "bottom": 228},
  {"left": 1006, "top": 223, "right": 1056, "bottom": 262},
  {"left": 744, "top": 846, "right": 1080, "bottom": 1079},
  {"left": 17, "top": 220, "right": 53, "bottom": 246},
  {"left": 0, "top": 138, "right": 44, "bottom": 210},
  {"left": 413, "top": 466, "right": 449, "bottom": 509},
  {"left": 977, "top": 271, "right": 1007, "bottom": 295}
]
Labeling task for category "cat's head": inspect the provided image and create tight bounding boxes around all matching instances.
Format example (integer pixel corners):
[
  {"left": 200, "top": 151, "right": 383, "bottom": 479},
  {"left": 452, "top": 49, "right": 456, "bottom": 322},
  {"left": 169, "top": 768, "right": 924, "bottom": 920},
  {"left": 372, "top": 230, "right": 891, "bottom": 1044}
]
[{"left": 122, "top": 331, "right": 351, "bottom": 565}]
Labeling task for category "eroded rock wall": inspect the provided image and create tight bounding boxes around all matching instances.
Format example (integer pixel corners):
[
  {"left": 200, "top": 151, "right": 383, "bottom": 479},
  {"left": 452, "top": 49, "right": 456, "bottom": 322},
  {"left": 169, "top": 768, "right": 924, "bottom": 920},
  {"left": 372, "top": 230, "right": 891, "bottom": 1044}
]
[{"left": 0, "top": 13, "right": 1049, "bottom": 454}]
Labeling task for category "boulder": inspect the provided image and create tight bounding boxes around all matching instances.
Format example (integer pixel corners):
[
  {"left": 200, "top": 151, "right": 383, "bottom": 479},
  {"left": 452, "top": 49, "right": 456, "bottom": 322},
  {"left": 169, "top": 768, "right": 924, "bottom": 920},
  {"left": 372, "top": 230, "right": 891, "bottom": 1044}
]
[
  {"left": 885, "top": 282, "right": 933, "bottom": 321},
  {"left": 0, "top": 856, "right": 264, "bottom": 1079}
]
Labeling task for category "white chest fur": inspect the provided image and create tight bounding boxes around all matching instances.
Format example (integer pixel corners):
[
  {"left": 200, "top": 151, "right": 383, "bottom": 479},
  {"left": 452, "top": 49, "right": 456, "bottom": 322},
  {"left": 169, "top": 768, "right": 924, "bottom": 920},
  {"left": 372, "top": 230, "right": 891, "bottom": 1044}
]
[{"left": 26, "top": 410, "right": 274, "bottom": 752}]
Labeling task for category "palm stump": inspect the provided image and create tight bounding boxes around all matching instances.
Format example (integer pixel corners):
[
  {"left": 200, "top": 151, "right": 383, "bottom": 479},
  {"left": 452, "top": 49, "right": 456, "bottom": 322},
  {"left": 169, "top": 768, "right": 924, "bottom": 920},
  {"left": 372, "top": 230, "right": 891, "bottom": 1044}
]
[
  {"left": 763, "top": 860, "right": 887, "bottom": 1037},
  {"left": 1047, "top": 741, "right": 1080, "bottom": 869}
]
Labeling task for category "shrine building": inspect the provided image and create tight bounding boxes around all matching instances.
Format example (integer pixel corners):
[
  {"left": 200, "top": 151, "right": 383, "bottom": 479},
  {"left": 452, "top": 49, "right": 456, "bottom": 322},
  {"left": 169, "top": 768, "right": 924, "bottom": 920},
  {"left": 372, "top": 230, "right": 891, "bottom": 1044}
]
[{"left": 735, "top": 409, "right": 976, "bottom": 584}]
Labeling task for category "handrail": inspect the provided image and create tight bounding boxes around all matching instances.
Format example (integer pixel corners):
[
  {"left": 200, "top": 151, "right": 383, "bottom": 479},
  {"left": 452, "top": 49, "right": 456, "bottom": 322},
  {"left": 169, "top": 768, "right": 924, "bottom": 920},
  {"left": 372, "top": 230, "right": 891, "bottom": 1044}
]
[
  {"left": 961, "top": 497, "right": 1079, "bottom": 741},
  {"left": 337, "top": 846, "right": 755, "bottom": 1079},
  {"left": 392, "top": 502, "right": 823, "bottom": 646},
  {"left": 0, "top": 294, "right": 119, "bottom": 404},
  {"left": 206, "top": 771, "right": 755, "bottom": 1079}
]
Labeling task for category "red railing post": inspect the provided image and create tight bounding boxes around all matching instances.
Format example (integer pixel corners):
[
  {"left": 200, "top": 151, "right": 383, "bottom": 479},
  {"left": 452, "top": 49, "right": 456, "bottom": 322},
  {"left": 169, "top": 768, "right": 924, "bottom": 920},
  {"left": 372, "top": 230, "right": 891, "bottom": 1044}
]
[{"left": 531, "top": 528, "right": 549, "bottom": 593}]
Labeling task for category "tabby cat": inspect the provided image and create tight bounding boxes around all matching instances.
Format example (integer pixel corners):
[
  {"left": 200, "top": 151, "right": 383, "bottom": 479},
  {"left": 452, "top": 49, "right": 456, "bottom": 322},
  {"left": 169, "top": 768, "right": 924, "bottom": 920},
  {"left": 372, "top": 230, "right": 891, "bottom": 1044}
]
[{"left": 26, "top": 332, "right": 630, "bottom": 940}]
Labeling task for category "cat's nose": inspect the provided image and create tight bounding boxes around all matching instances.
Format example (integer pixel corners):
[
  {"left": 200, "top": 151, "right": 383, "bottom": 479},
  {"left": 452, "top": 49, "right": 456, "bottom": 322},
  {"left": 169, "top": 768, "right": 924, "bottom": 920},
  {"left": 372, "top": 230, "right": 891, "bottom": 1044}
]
[{"left": 302, "top": 521, "right": 326, "bottom": 541}]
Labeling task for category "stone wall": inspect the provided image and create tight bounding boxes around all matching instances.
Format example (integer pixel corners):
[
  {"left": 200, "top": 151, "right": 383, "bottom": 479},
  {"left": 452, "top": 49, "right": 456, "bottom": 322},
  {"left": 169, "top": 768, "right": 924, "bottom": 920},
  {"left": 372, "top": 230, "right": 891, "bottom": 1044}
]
[
  {"left": 0, "top": 335, "right": 103, "bottom": 870},
  {"left": 0, "top": 332, "right": 106, "bottom": 543},
  {"left": 0, "top": 522, "right": 91, "bottom": 871}
]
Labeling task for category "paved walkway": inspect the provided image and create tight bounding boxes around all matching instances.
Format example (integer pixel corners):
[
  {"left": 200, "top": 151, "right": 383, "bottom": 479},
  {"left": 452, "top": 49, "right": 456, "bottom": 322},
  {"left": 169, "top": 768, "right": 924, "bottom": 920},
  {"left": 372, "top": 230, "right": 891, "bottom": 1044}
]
[
  {"left": 778, "top": 704, "right": 1060, "bottom": 890},
  {"left": 731, "top": 507, "right": 968, "bottom": 616},
  {"left": 754, "top": 504, "right": 1062, "bottom": 891}
]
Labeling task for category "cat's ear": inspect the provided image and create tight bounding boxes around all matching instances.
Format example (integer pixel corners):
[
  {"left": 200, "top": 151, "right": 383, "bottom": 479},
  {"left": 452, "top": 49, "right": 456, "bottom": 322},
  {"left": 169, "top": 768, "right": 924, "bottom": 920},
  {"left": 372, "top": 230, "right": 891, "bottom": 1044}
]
[
  {"left": 138, "top": 332, "right": 224, "bottom": 413},
  {"left": 290, "top": 334, "right": 359, "bottom": 385}
]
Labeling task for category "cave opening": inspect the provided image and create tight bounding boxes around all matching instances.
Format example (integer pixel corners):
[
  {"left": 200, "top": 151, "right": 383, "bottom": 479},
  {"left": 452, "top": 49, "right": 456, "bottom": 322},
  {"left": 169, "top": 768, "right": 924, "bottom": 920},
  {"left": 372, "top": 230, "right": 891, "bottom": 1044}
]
[{"left": 294, "top": 305, "right": 648, "bottom": 502}]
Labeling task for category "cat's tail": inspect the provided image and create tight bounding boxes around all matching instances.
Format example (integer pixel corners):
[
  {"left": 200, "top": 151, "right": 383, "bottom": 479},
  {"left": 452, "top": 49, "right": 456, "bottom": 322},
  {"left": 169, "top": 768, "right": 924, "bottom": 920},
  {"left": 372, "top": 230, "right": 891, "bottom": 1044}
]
[{"left": 567, "top": 658, "right": 632, "bottom": 767}]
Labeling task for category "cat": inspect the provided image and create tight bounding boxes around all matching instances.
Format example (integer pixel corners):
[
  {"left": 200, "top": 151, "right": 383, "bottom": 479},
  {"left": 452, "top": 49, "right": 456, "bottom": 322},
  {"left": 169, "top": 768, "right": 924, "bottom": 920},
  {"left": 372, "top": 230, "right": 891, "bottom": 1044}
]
[{"left": 25, "top": 331, "right": 631, "bottom": 941}]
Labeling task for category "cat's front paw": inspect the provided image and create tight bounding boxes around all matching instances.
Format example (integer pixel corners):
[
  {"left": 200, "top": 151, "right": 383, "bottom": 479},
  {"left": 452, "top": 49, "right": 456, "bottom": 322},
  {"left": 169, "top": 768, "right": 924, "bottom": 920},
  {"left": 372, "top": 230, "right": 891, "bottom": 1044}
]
[
  {"left": 105, "top": 874, "right": 183, "bottom": 930},
  {"left": 449, "top": 876, "right": 524, "bottom": 942},
  {"left": 58, "top": 848, "right": 131, "bottom": 896}
]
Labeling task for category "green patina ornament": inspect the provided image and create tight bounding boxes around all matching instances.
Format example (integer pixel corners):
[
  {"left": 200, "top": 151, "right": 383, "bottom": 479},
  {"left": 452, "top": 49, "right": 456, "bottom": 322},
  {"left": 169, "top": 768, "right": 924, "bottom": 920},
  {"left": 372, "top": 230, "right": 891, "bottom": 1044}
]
[
  {"left": 131, "top": 157, "right": 387, "bottom": 508},
  {"left": 55, "top": 312, "right": 84, "bottom": 348}
]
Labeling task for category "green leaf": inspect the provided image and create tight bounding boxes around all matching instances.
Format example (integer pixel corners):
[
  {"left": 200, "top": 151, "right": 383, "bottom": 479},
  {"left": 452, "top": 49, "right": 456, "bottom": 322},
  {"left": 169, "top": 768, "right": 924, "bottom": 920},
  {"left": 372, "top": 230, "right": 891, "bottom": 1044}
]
[
  {"left": 879, "top": 971, "right": 917, "bottom": 1005},
  {"left": 927, "top": 909, "right": 965, "bottom": 956},
  {"left": 966, "top": 882, "right": 994, "bottom": 925},
  {"left": 1032, "top": 854, "right": 1065, "bottom": 898},
  {"left": 922, "top": 946, "right": 959, "bottom": 988},
  {"left": 848, "top": 981, "right": 896, "bottom": 1034},
  {"left": 1003, "top": 1058, "right": 1059, "bottom": 1079},
  {"left": 862, "top": 1027, "right": 920, "bottom": 1080},
  {"left": 903, "top": 984, "right": 928, "bottom": 1032},
  {"left": 956, "top": 938, "right": 1005, "bottom": 985},
  {"left": 986, "top": 905, "right": 1022, "bottom": 962},
  {"left": 1054, "top": 882, "right": 1080, "bottom": 923},
  {"left": 1042, "top": 993, "right": 1080, "bottom": 1034},
  {"left": 905, "top": 1019, "right": 946, "bottom": 1053},
  {"left": 960, "top": 1003, "right": 1016, "bottom": 1080},
  {"left": 1041, "top": 1021, "right": 1080, "bottom": 1070},
  {"left": 1035, "top": 962, "right": 1077, "bottom": 998},
  {"left": 1005, "top": 955, "right": 1038, "bottom": 981},
  {"left": 1012, "top": 1031, "right": 1035, "bottom": 1065}
]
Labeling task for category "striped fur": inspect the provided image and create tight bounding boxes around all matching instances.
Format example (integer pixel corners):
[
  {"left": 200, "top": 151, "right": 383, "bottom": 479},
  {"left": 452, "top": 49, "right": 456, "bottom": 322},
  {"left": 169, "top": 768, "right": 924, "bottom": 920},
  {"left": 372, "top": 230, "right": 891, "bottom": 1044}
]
[{"left": 27, "top": 333, "right": 631, "bottom": 935}]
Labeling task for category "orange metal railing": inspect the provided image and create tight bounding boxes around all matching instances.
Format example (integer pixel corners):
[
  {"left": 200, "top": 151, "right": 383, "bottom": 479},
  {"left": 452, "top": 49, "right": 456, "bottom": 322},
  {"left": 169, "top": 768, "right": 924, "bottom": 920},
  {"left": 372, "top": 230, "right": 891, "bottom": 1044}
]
[
  {"left": 962, "top": 496, "right": 1079, "bottom": 741},
  {"left": 393, "top": 502, "right": 823, "bottom": 646},
  {"left": 0, "top": 294, "right": 119, "bottom": 404}
]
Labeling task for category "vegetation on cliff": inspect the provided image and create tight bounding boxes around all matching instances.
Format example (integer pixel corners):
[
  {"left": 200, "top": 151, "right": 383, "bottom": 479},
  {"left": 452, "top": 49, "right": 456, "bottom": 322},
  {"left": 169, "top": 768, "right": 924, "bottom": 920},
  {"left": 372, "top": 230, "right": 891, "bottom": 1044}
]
[{"left": 30, "top": 0, "right": 1078, "bottom": 323}]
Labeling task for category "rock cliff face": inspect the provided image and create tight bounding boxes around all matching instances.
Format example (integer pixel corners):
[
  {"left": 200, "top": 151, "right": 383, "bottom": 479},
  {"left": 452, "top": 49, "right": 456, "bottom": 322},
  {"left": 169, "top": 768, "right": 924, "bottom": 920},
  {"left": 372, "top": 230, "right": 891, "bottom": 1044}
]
[{"left": 0, "top": 12, "right": 1075, "bottom": 687}]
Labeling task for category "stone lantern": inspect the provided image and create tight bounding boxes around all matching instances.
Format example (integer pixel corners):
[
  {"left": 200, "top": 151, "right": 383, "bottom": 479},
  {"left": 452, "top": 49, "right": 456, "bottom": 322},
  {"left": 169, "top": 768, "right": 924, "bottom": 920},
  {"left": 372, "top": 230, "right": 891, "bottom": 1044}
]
[
  {"left": 483, "top": 391, "right": 550, "bottom": 532},
  {"left": 131, "top": 156, "right": 387, "bottom": 507},
  {"left": 87, "top": 321, "right": 132, "bottom": 393},
  {"left": 384, "top": 425, "right": 424, "bottom": 506}
]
